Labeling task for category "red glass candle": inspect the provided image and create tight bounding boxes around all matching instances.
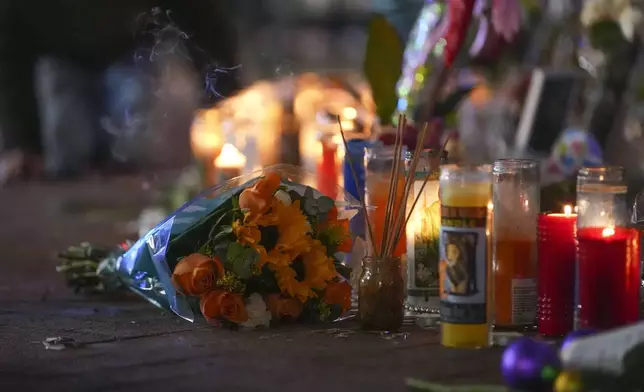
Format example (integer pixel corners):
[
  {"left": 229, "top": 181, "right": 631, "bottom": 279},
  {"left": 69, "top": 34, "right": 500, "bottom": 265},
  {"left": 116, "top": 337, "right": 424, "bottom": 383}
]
[
  {"left": 577, "top": 226, "right": 640, "bottom": 330},
  {"left": 317, "top": 136, "right": 338, "bottom": 199},
  {"left": 537, "top": 206, "right": 577, "bottom": 337}
]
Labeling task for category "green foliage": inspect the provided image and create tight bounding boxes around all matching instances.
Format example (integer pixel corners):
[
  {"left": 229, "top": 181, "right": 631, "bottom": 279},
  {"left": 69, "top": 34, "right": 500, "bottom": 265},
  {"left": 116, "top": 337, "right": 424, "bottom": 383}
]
[
  {"left": 364, "top": 14, "right": 404, "bottom": 125},
  {"left": 302, "top": 297, "right": 332, "bottom": 322},
  {"left": 245, "top": 264, "right": 280, "bottom": 295},
  {"left": 166, "top": 196, "right": 236, "bottom": 268},
  {"left": 225, "top": 242, "right": 259, "bottom": 279}
]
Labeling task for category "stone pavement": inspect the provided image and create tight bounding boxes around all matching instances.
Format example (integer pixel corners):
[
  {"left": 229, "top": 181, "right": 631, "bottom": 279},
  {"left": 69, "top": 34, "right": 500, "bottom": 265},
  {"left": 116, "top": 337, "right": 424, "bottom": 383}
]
[{"left": 0, "top": 175, "right": 503, "bottom": 391}]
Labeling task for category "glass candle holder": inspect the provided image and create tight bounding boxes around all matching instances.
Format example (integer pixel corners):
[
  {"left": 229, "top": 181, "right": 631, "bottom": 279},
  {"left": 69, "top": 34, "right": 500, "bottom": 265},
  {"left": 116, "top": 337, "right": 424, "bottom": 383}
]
[
  {"left": 358, "top": 256, "right": 404, "bottom": 331},
  {"left": 491, "top": 159, "right": 540, "bottom": 331},
  {"left": 537, "top": 206, "right": 577, "bottom": 337},
  {"left": 439, "top": 164, "right": 492, "bottom": 348},
  {"left": 316, "top": 133, "right": 339, "bottom": 199},
  {"left": 365, "top": 145, "right": 408, "bottom": 257},
  {"left": 404, "top": 149, "right": 447, "bottom": 314},
  {"left": 576, "top": 166, "right": 640, "bottom": 330}
]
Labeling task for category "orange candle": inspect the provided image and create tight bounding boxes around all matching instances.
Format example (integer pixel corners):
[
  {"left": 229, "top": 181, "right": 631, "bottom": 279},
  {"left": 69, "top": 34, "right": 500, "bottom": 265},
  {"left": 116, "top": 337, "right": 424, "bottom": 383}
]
[{"left": 365, "top": 146, "right": 406, "bottom": 256}]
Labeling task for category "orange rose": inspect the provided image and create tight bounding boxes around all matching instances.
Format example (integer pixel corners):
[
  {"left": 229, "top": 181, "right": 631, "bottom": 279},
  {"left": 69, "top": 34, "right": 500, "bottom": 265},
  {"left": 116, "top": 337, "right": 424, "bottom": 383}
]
[
  {"left": 323, "top": 281, "right": 352, "bottom": 312},
  {"left": 171, "top": 253, "right": 225, "bottom": 296},
  {"left": 253, "top": 172, "right": 281, "bottom": 198},
  {"left": 239, "top": 173, "right": 282, "bottom": 217},
  {"left": 200, "top": 290, "right": 249, "bottom": 324},
  {"left": 239, "top": 188, "right": 269, "bottom": 217},
  {"left": 265, "top": 294, "right": 303, "bottom": 320}
]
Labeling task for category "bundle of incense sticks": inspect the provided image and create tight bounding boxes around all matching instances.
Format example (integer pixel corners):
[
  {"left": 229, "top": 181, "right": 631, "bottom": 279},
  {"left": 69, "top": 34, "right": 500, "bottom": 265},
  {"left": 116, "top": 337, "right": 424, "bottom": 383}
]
[{"left": 338, "top": 63, "right": 451, "bottom": 258}]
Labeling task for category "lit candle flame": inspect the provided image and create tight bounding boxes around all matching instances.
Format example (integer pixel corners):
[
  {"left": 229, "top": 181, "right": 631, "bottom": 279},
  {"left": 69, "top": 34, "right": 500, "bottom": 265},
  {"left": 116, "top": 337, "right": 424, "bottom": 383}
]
[
  {"left": 214, "top": 143, "right": 247, "bottom": 169},
  {"left": 564, "top": 205, "right": 573, "bottom": 216},
  {"left": 602, "top": 227, "right": 615, "bottom": 237},
  {"left": 342, "top": 107, "right": 358, "bottom": 120}
]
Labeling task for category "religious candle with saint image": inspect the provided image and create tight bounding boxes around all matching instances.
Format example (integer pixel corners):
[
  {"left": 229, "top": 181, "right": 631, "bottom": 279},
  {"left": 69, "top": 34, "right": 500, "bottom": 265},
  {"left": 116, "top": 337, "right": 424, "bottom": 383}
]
[
  {"left": 576, "top": 166, "right": 640, "bottom": 330},
  {"left": 439, "top": 164, "right": 492, "bottom": 349}
]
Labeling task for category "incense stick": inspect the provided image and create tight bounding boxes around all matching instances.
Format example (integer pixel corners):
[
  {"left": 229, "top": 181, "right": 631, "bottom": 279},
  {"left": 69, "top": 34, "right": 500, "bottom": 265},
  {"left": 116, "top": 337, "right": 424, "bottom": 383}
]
[
  {"left": 385, "top": 122, "right": 429, "bottom": 257},
  {"left": 390, "top": 130, "right": 452, "bottom": 249},
  {"left": 381, "top": 115, "right": 405, "bottom": 256},
  {"left": 336, "top": 116, "right": 379, "bottom": 257}
]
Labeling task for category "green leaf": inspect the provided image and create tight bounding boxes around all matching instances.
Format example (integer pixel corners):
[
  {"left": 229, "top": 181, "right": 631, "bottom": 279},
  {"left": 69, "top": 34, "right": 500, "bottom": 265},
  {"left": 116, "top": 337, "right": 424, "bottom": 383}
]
[
  {"left": 212, "top": 225, "right": 233, "bottom": 244},
  {"left": 225, "top": 243, "right": 258, "bottom": 279},
  {"left": 364, "top": 14, "right": 404, "bottom": 125},
  {"left": 316, "top": 196, "right": 334, "bottom": 213},
  {"left": 434, "top": 87, "right": 474, "bottom": 117},
  {"left": 232, "top": 196, "right": 240, "bottom": 210},
  {"left": 207, "top": 209, "right": 234, "bottom": 241}
]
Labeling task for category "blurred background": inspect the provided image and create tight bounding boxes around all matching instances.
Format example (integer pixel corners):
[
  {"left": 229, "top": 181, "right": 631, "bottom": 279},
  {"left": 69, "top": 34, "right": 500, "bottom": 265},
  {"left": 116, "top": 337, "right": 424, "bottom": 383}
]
[{"left": 1, "top": 0, "right": 643, "bottom": 206}]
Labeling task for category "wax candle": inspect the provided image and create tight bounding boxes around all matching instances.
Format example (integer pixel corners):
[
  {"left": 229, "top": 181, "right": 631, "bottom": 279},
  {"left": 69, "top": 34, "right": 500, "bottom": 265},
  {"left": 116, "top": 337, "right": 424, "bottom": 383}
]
[
  {"left": 190, "top": 109, "right": 223, "bottom": 187},
  {"left": 214, "top": 143, "right": 246, "bottom": 184},
  {"left": 491, "top": 159, "right": 540, "bottom": 331},
  {"left": 405, "top": 149, "right": 444, "bottom": 314},
  {"left": 365, "top": 145, "right": 407, "bottom": 257},
  {"left": 575, "top": 166, "right": 637, "bottom": 331},
  {"left": 537, "top": 205, "right": 577, "bottom": 337},
  {"left": 577, "top": 226, "right": 640, "bottom": 330},
  {"left": 317, "top": 134, "right": 338, "bottom": 199},
  {"left": 439, "top": 164, "right": 492, "bottom": 348}
]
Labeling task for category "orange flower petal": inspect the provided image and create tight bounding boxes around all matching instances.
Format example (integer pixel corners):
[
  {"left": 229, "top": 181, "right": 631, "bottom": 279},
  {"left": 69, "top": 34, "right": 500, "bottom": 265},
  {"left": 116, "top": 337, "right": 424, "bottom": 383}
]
[
  {"left": 324, "top": 281, "right": 352, "bottom": 312},
  {"left": 172, "top": 254, "right": 223, "bottom": 296},
  {"left": 265, "top": 294, "right": 302, "bottom": 320},
  {"left": 200, "top": 290, "right": 249, "bottom": 324}
]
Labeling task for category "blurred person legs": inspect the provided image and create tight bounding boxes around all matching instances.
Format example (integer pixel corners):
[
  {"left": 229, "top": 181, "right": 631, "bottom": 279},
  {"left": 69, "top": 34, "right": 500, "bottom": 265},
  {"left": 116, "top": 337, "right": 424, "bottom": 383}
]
[
  {"left": 35, "top": 58, "right": 103, "bottom": 178},
  {"left": 0, "top": 0, "right": 241, "bottom": 183}
]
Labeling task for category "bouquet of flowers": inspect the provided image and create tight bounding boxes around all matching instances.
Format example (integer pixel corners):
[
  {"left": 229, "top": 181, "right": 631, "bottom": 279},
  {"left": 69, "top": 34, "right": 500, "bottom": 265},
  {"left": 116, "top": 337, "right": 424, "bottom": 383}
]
[{"left": 58, "top": 164, "right": 360, "bottom": 328}]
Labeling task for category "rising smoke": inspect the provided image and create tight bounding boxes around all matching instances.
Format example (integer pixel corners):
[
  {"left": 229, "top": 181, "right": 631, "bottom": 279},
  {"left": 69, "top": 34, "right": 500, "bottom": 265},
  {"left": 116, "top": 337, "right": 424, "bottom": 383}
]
[{"left": 102, "top": 7, "right": 240, "bottom": 167}]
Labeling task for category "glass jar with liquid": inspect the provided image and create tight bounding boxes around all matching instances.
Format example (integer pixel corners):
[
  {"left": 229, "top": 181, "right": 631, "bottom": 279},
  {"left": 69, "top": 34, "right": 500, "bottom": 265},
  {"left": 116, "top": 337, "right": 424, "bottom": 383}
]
[
  {"left": 439, "top": 164, "right": 492, "bottom": 348},
  {"left": 491, "top": 159, "right": 540, "bottom": 331}
]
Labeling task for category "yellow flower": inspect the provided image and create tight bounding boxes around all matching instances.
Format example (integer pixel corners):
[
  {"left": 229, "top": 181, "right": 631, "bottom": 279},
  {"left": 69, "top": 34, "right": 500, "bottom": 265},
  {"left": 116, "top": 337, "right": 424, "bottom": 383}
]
[
  {"left": 273, "top": 200, "right": 311, "bottom": 252},
  {"left": 272, "top": 264, "right": 314, "bottom": 302},
  {"left": 301, "top": 239, "right": 337, "bottom": 290},
  {"left": 232, "top": 219, "right": 261, "bottom": 246}
]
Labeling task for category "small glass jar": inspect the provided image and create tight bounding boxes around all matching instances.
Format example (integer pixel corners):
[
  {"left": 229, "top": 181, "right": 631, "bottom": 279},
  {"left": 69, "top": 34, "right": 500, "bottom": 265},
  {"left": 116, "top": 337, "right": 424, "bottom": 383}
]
[
  {"left": 358, "top": 256, "right": 404, "bottom": 331},
  {"left": 365, "top": 145, "right": 408, "bottom": 257},
  {"left": 575, "top": 166, "right": 640, "bottom": 330},
  {"left": 491, "top": 159, "right": 540, "bottom": 331},
  {"left": 404, "top": 149, "right": 447, "bottom": 314}
]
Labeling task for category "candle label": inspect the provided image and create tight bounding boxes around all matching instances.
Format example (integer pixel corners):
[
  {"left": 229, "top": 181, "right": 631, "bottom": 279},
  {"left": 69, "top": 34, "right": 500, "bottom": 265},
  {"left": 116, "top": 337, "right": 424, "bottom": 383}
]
[
  {"left": 407, "top": 181, "right": 441, "bottom": 298},
  {"left": 439, "top": 206, "right": 488, "bottom": 324},
  {"left": 511, "top": 278, "right": 537, "bottom": 325}
]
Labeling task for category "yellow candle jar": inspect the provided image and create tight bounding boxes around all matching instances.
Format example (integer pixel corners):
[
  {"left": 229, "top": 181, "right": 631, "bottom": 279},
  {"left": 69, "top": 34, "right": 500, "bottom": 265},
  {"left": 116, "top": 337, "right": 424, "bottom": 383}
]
[{"left": 439, "top": 164, "right": 492, "bottom": 348}]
